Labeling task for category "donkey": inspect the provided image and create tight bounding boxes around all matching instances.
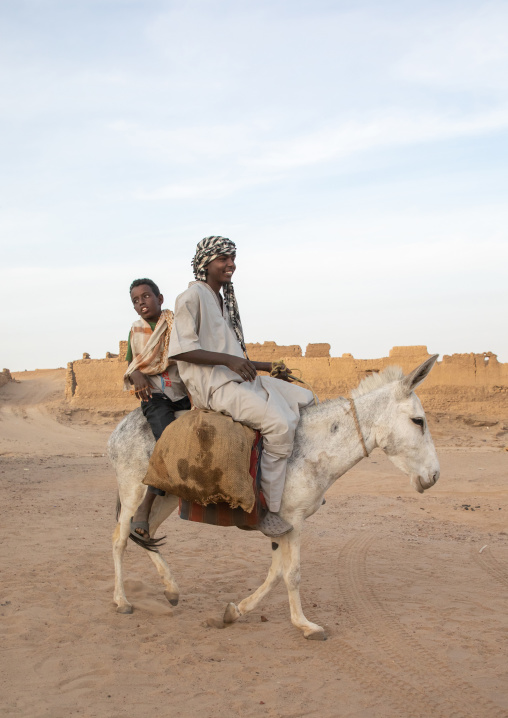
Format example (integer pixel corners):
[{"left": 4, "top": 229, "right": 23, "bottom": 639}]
[{"left": 109, "top": 355, "right": 440, "bottom": 640}]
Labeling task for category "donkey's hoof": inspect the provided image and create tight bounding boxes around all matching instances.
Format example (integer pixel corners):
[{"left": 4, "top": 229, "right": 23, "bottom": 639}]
[
  {"left": 223, "top": 602, "right": 241, "bottom": 624},
  {"left": 164, "top": 590, "right": 179, "bottom": 606},
  {"left": 116, "top": 604, "right": 133, "bottom": 614},
  {"left": 304, "top": 628, "right": 327, "bottom": 641}
]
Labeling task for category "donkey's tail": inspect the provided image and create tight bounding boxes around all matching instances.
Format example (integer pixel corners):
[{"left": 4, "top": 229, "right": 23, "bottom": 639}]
[{"left": 115, "top": 492, "right": 166, "bottom": 553}]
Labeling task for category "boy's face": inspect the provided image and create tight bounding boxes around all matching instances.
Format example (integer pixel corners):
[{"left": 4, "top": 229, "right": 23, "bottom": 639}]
[
  {"left": 130, "top": 284, "right": 163, "bottom": 322},
  {"left": 206, "top": 253, "right": 236, "bottom": 286}
]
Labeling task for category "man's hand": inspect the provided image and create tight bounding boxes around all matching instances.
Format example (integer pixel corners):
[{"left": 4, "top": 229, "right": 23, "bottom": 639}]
[
  {"left": 275, "top": 366, "right": 293, "bottom": 382},
  {"left": 130, "top": 369, "right": 153, "bottom": 402},
  {"left": 270, "top": 361, "right": 293, "bottom": 382},
  {"left": 225, "top": 356, "right": 258, "bottom": 381}
]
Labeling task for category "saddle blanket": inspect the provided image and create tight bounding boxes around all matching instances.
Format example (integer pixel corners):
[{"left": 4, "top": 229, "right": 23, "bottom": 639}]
[{"left": 179, "top": 431, "right": 266, "bottom": 528}]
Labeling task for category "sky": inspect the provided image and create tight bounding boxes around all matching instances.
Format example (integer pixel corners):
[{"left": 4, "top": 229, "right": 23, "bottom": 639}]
[{"left": 1, "top": 0, "right": 507, "bottom": 371}]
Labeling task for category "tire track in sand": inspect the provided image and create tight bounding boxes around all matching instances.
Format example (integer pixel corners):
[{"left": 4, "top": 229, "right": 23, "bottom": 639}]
[
  {"left": 333, "top": 638, "right": 441, "bottom": 718},
  {"left": 471, "top": 546, "right": 508, "bottom": 589},
  {"left": 334, "top": 532, "right": 507, "bottom": 718}
]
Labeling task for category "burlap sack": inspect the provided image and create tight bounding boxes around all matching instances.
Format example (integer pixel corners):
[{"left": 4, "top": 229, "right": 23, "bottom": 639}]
[{"left": 143, "top": 409, "right": 256, "bottom": 512}]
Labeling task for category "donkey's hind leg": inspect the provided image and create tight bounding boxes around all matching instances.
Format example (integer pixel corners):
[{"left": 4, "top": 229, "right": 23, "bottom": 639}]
[
  {"left": 145, "top": 494, "right": 181, "bottom": 606},
  {"left": 223, "top": 539, "right": 283, "bottom": 625},
  {"left": 112, "top": 484, "right": 145, "bottom": 613}
]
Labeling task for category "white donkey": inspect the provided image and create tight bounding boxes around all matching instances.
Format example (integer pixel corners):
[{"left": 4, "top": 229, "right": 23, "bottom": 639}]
[{"left": 109, "top": 355, "right": 440, "bottom": 640}]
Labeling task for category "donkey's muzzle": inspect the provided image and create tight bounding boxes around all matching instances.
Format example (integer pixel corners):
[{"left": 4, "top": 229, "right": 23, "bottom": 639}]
[
  {"left": 412, "top": 468, "right": 439, "bottom": 493},
  {"left": 422, "top": 469, "right": 440, "bottom": 490}
]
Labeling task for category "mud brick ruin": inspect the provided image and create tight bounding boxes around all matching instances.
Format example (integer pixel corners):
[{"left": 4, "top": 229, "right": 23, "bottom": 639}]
[
  {"left": 63, "top": 343, "right": 508, "bottom": 416},
  {"left": 0, "top": 369, "right": 13, "bottom": 389}
]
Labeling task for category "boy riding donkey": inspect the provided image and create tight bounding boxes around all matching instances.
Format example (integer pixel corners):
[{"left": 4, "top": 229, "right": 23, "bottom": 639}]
[
  {"left": 125, "top": 278, "right": 191, "bottom": 542},
  {"left": 168, "top": 236, "right": 315, "bottom": 538}
]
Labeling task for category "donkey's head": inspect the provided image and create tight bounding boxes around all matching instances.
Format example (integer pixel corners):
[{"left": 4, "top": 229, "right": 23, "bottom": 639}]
[{"left": 353, "top": 355, "right": 440, "bottom": 493}]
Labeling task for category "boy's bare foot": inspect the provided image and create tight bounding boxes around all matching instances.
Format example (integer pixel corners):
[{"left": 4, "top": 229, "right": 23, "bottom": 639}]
[
  {"left": 130, "top": 519, "right": 150, "bottom": 541},
  {"left": 131, "top": 491, "right": 157, "bottom": 539}
]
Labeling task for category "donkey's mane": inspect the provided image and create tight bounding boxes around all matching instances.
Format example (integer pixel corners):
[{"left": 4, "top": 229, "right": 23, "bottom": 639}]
[
  {"left": 299, "top": 364, "right": 405, "bottom": 428},
  {"left": 351, "top": 365, "right": 404, "bottom": 398}
]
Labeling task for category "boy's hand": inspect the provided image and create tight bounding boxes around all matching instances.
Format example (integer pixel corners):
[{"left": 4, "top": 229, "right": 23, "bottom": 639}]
[
  {"left": 226, "top": 356, "right": 257, "bottom": 382},
  {"left": 130, "top": 369, "right": 152, "bottom": 402}
]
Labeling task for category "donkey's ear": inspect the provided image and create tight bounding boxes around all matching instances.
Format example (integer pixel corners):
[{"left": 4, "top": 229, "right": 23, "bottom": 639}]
[{"left": 402, "top": 354, "right": 439, "bottom": 394}]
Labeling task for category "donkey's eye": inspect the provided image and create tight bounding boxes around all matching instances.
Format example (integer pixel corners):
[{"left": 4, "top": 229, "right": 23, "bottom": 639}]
[{"left": 411, "top": 417, "right": 425, "bottom": 429}]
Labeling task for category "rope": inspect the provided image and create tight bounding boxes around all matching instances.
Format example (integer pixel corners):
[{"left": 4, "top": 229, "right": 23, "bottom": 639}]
[
  {"left": 268, "top": 364, "right": 367, "bottom": 455},
  {"left": 270, "top": 360, "right": 319, "bottom": 406},
  {"left": 348, "top": 398, "right": 369, "bottom": 457}
]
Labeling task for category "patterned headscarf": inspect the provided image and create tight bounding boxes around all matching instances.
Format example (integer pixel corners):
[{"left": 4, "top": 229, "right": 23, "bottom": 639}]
[{"left": 192, "top": 235, "right": 247, "bottom": 353}]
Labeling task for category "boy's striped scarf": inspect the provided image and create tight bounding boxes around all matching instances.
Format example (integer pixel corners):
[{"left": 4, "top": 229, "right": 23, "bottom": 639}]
[{"left": 123, "top": 309, "right": 175, "bottom": 389}]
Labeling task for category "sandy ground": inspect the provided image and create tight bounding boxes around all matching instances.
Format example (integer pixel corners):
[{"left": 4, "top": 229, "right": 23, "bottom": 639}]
[{"left": 1, "top": 370, "right": 507, "bottom": 718}]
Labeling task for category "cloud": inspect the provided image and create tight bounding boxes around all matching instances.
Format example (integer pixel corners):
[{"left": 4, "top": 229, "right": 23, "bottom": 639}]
[
  {"left": 397, "top": 2, "right": 508, "bottom": 92},
  {"left": 133, "top": 177, "right": 258, "bottom": 201},
  {"left": 124, "top": 106, "right": 508, "bottom": 200},
  {"left": 244, "top": 108, "right": 508, "bottom": 172},
  {"left": 107, "top": 120, "right": 258, "bottom": 163}
]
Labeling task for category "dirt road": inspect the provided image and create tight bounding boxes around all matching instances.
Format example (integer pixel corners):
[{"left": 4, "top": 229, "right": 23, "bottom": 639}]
[{"left": 1, "top": 371, "right": 507, "bottom": 718}]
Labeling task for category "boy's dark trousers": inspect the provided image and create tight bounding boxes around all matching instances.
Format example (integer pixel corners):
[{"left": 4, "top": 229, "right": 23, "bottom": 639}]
[{"left": 141, "top": 393, "right": 192, "bottom": 496}]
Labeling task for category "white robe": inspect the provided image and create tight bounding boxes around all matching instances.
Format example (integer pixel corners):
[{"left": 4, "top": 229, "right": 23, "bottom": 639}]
[{"left": 168, "top": 281, "right": 314, "bottom": 511}]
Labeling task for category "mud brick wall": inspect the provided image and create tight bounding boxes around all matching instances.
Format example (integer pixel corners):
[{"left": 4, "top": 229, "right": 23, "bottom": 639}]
[
  {"left": 64, "top": 342, "right": 508, "bottom": 415},
  {"left": 65, "top": 347, "right": 137, "bottom": 411},
  {"left": 0, "top": 369, "right": 13, "bottom": 389}
]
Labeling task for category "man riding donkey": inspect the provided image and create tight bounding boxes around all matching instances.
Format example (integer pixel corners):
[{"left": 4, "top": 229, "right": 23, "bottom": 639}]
[{"left": 166, "top": 236, "right": 315, "bottom": 538}]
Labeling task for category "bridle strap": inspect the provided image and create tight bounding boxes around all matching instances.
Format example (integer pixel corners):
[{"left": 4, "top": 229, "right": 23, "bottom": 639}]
[{"left": 349, "top": 399, "right": 369, "bottom": 457}]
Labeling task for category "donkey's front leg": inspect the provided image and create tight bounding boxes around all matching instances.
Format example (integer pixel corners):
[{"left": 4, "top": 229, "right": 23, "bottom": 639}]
[
  {"left": 280, "top": 529, "right": 327, "bottom": 640},
  {"left": 223, "top": 539, "right": 283, "bottom": 625}
]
